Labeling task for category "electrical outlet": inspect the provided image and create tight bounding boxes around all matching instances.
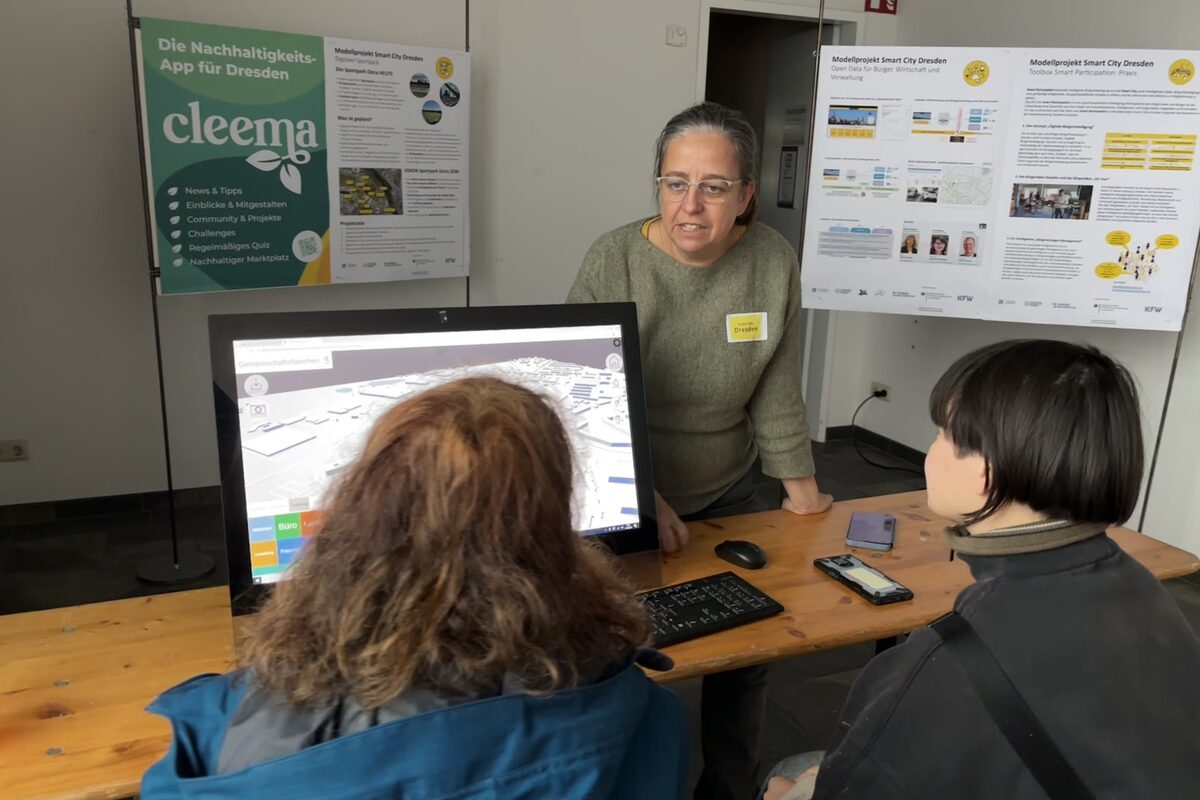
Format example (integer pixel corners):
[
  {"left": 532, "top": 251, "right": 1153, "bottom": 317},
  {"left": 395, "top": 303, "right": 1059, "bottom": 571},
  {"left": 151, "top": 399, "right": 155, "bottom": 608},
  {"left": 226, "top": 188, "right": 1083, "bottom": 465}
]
[
  {"left": 870, "top": 382, "right": 891, "bottom": 401},
  {"left": 0, "top": 439, "right": 30, "bottom": 462}
]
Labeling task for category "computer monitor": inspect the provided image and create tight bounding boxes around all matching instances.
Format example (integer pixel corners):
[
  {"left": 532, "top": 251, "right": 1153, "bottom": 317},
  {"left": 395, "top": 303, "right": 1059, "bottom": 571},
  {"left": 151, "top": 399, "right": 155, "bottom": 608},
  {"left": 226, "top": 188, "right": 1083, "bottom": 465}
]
[{"left": 210, "top": 303, "right": 660, "bottom": 614}]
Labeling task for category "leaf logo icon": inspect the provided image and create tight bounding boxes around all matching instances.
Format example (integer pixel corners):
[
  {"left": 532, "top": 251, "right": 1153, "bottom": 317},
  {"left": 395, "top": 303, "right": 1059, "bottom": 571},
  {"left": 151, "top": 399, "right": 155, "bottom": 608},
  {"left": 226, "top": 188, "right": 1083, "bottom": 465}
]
[
  {"left": 279, "top": 163, "right": 302, "bottom": 194},
  {"left": 246, "top": 150, "right": 282, "bottom": 171},
  {"left": 245, "top": 149, "right": 304, "bottom": 194}
]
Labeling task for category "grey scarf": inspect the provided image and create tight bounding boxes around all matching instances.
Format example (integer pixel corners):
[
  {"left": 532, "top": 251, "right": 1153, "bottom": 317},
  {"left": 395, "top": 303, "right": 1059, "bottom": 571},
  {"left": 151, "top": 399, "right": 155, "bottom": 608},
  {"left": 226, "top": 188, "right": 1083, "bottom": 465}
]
[{"left": 945, "top": 518, "right": 1107, "bottom": 557}]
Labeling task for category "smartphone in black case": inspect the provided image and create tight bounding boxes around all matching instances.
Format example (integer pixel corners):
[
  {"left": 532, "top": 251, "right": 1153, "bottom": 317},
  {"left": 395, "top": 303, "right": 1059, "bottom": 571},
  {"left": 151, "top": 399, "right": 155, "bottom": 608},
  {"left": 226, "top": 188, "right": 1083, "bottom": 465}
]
[{"left": 814, "top": 554, "right": 914, "bottom": 605}]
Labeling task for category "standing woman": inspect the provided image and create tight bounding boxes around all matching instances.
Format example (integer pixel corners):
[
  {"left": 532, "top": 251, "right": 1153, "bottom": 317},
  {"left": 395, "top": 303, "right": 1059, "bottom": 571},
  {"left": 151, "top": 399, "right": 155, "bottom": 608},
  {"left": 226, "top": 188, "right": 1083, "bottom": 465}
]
[{"left": 569, "top": 102, "right": 832, "bottom": 800}]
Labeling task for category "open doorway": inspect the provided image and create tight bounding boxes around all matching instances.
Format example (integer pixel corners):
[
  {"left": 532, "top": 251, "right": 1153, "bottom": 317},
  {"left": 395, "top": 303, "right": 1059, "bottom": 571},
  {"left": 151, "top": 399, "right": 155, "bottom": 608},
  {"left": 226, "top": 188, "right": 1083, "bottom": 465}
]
[
  {"left": 700, "top": 6, "right": 858, "bottom": 441},
  {"left": 704, "top": 10, "right": 845, "bottom": 250}
]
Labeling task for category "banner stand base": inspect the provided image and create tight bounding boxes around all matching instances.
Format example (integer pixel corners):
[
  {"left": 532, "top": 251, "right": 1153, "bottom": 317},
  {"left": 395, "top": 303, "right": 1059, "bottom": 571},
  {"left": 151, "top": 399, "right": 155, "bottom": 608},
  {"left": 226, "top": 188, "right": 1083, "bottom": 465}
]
[{"left": 136, "top": 551, "right": 216, "bottom": 585}]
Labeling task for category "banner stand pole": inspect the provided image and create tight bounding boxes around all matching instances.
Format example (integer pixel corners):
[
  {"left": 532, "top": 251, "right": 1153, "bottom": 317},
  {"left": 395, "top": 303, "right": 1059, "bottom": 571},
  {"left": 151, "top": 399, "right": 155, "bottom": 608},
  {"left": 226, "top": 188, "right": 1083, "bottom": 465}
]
[
  {"left": 127, "top": 2, "right": 216, "bottom": 585},
  {"left": 1137, "top": 245, "right": 1200, "bottom": 531},
  {"left": 465, "top": 0, "right": 471, "bottom": 307}
]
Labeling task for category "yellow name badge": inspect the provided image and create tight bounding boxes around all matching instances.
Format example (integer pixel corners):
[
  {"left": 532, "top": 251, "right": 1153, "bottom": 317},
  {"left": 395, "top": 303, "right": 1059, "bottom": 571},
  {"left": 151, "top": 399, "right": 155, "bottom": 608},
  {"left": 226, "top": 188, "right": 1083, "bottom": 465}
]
[{"left": 726, "top": 312, "right": 768, "bottom": 343}]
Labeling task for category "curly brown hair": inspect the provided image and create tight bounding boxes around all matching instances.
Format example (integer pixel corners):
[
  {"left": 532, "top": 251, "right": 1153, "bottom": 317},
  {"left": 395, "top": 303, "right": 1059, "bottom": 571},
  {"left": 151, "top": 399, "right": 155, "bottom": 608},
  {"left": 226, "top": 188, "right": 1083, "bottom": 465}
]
[{"left": 240, "top": 376, "right": 650, "bottom": 708}]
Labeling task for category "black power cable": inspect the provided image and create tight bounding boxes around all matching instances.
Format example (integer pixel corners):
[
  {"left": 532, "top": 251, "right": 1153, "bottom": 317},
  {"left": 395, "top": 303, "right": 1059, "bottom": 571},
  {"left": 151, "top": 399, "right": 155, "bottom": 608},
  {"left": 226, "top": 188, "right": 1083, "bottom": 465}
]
[{"left": 850, "top": 393, "right": 925, "bottom": 478}]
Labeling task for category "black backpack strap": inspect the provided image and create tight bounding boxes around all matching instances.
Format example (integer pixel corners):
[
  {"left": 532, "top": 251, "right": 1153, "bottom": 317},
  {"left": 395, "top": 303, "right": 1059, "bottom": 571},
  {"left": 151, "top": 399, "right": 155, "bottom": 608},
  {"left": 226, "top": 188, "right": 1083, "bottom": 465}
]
[{"left": 931, "top": 613, "right": 1095, "bottom": 800}]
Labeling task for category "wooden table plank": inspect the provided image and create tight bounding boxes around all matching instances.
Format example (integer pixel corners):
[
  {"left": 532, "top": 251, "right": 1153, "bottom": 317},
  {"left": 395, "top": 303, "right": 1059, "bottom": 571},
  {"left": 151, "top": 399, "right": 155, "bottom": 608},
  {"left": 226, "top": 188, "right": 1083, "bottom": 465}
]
[
  {"left": 2, "top": 491, "right": 1195, "bottom": 799},
  {"left": 1, "top": 589, "right": 235, "bottom": 800}
]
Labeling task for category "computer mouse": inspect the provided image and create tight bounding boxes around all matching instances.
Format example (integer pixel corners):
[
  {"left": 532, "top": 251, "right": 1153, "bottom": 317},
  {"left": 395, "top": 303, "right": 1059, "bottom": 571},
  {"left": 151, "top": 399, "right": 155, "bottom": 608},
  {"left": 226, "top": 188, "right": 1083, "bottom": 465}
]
[{"left": 714, "top": 539, "right": 767, "bottom": 570}]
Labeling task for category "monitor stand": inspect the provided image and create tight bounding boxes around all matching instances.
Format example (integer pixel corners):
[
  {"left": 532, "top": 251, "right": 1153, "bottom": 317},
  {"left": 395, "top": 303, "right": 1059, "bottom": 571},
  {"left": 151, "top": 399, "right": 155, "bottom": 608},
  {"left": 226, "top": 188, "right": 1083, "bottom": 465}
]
[{"left": 616, "top": 549, "right": 664, "bottom": 591}]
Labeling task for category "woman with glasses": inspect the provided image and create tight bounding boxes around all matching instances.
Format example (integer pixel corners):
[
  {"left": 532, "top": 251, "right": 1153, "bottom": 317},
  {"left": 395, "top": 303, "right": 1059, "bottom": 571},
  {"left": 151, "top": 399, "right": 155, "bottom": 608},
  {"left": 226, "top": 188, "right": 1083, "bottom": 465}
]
[{"left": 569, "top": 102, "right": 832, "bottom": 800}]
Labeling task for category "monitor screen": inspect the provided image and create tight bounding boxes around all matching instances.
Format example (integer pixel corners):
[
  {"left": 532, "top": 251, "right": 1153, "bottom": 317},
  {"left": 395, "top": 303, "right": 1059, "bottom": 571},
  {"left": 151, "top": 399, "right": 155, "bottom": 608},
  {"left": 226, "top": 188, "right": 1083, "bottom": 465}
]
[{"left": 210, "top": 304, "right": 659, "bottom": 611}]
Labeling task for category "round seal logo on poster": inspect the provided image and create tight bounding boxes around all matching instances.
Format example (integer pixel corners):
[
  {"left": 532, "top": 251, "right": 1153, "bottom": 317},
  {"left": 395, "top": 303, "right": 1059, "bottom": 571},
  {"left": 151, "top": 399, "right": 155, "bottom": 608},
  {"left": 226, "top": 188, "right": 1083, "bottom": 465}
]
[
  {"left": 963, "top": 60, "right": 989, "bottom": 86},
  {"left": 1169, "top": 59, "right": 1194, "bottom": 86}
]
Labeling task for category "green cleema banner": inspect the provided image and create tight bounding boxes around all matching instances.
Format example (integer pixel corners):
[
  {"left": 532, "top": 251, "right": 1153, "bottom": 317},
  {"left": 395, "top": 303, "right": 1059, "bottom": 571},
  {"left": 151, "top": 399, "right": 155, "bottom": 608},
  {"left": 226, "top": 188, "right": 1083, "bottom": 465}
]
[
  {"left": 139, "top": 19, "right": 330, "bottom": 293},
  {"left": 137, "top": 20, "right": 470, "bottom": 294}
]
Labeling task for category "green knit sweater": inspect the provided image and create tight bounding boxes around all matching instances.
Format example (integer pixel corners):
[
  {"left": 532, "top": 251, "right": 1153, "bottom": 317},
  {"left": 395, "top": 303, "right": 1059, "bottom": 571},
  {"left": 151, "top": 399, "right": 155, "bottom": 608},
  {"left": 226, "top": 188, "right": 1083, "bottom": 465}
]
[{"left": 568, "top": 220, "right": 815, "bottom": 515}]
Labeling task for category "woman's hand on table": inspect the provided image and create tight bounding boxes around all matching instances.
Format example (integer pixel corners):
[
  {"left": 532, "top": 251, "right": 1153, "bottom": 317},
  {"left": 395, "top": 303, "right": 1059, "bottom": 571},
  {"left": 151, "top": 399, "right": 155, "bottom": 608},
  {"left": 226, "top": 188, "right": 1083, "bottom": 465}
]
[
  {"left": 654, "top": 490, "right": 690, "bottom": 553},
  {"left": 781, "top": 476, "right": 833, "bottom": 516}
]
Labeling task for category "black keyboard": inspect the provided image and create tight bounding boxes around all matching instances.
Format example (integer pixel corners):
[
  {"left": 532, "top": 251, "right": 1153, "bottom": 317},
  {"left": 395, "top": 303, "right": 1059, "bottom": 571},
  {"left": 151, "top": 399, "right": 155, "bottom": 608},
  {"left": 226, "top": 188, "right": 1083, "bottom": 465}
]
[{"left": 638, "top": 571, "right": 784, "bottom": 648}]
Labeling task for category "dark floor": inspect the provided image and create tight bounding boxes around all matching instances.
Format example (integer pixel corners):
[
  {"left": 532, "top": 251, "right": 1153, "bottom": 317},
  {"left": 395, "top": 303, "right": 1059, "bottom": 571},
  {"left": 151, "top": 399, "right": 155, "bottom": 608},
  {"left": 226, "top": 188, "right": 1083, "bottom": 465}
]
[
  {"left": 3, "top": 439, "right": 1199, "bottom": 791},
  {"left": 0, "top": 502, "right": 228, "bottom": 614}
]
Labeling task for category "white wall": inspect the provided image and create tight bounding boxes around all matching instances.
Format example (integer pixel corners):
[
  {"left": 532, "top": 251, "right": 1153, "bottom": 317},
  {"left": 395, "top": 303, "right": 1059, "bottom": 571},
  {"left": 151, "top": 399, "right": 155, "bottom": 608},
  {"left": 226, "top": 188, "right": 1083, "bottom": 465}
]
[
  {"left": 3, "top": 0, "right": 1196, "bottom": 560},
  {"left": 0, "top": 0, "right": 898, "bottom": 506},
  {"left": 820, "top": 0, "right": 1200, "bottom": 553},
  {"left": 0, "top": 0, "right": 715, "bottom": 505},
  {"left": 893, "top": 0, "right": 1198, "bottom": 50},
  {"left": 0, "top": 0, "right": 470, "bottom": 506},
  {"left": 466, "top": 0, "right": 703, "bottom": 307},
  {"left": 1, "top": 0, "right": 165, "bottom": 506},
  {"left": 1142, "top": 286, "right": 1200, "bottom": 541}
]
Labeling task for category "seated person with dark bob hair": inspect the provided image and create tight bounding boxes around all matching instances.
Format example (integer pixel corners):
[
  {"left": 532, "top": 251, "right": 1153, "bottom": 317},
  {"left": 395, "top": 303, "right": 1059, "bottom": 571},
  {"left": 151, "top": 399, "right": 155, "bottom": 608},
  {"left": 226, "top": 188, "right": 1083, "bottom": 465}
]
[
  {"left": 765, "top": 340, "right": 1200, "bottom": 800},
  {"left": 141, "top": 377, "right": 689, "bottom": 800}
]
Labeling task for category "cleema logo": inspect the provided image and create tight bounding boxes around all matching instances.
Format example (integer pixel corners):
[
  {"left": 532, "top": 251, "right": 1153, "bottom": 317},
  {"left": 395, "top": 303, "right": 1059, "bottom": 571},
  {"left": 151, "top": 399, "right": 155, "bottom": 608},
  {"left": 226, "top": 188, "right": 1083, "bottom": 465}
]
[{"left": 162, "top": 100, "right": 317, "bottom": 194}]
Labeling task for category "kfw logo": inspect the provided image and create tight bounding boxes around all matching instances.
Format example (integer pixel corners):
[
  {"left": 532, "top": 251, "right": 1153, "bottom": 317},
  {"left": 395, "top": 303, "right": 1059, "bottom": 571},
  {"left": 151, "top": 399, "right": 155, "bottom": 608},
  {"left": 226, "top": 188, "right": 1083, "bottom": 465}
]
[
  {"left": 1144, "top": 306, "right": 1163, "bottom": 313},
  {"left": 957, "top": 295, "right": 974, "bottom": 302}
]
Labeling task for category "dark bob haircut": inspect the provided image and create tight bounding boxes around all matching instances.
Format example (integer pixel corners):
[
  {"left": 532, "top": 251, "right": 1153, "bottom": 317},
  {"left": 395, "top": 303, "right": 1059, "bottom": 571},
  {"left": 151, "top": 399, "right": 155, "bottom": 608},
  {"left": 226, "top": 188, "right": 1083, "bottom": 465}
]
[{"left": 930, "top": 340, "right": 1143, "bottom": 526}]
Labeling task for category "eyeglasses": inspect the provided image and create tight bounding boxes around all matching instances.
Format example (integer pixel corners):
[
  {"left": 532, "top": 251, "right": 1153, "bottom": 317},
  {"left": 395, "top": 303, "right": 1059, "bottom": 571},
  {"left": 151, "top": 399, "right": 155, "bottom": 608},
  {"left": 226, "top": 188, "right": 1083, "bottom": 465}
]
[{"left": 655, "top": 176, "right": 744, "bottom": 204}]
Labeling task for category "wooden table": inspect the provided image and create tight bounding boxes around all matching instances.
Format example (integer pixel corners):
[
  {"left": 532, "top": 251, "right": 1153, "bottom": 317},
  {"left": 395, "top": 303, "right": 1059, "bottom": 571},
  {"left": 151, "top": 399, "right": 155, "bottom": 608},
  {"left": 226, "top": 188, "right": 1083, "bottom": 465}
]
[
  {"left": 3, "top": 491, "right": 1196, "bottom": 799},
  {"left": 649, "top": 491, "right": 1199, "bottom": 681},
  {"left": 1, "top": 589, "right": 235, "bottom": 800}
]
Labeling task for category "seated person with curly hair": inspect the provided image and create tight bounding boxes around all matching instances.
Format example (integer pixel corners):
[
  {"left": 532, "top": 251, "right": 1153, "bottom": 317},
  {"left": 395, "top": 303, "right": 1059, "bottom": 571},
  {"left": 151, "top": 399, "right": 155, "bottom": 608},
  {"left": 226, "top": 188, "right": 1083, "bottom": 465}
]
[{"left": 141, "top": 377, "right": 688, "bottom": 800}]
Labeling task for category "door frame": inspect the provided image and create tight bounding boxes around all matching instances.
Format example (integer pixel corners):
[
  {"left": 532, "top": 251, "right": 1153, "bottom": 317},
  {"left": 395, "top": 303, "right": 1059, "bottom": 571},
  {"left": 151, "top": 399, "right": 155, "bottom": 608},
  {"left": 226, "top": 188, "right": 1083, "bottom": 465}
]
[
  {"left": 697, "top": 1, "right": 865, "bottom": 441},
  {"left": 696, "top": 1, "right": 865, "bottom": 100}
]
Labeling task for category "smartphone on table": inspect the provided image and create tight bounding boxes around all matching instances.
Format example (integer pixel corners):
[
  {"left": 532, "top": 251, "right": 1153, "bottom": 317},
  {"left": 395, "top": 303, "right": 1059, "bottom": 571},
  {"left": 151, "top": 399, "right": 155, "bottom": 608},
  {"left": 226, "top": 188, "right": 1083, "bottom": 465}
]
[
  {"left": 846, "top": 511, "right": 896, "bottom": 551},
  {"left": 813, "top": 554, "right": 914, "bottom": 605}
]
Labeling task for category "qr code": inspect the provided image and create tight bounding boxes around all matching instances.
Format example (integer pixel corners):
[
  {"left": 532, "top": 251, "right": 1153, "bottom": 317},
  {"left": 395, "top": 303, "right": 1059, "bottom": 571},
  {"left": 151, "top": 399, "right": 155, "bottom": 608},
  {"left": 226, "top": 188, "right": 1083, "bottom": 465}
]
[{"left": 291, "top": 231, "right": 324, "bottom": 262}]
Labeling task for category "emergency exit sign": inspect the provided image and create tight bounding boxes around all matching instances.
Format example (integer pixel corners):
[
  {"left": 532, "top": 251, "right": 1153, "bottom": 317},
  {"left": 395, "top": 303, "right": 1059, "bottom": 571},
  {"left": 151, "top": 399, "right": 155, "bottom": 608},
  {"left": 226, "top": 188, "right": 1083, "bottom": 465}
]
[{"left": 865, "top": 0, "right": 897, "bottom": 13}]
